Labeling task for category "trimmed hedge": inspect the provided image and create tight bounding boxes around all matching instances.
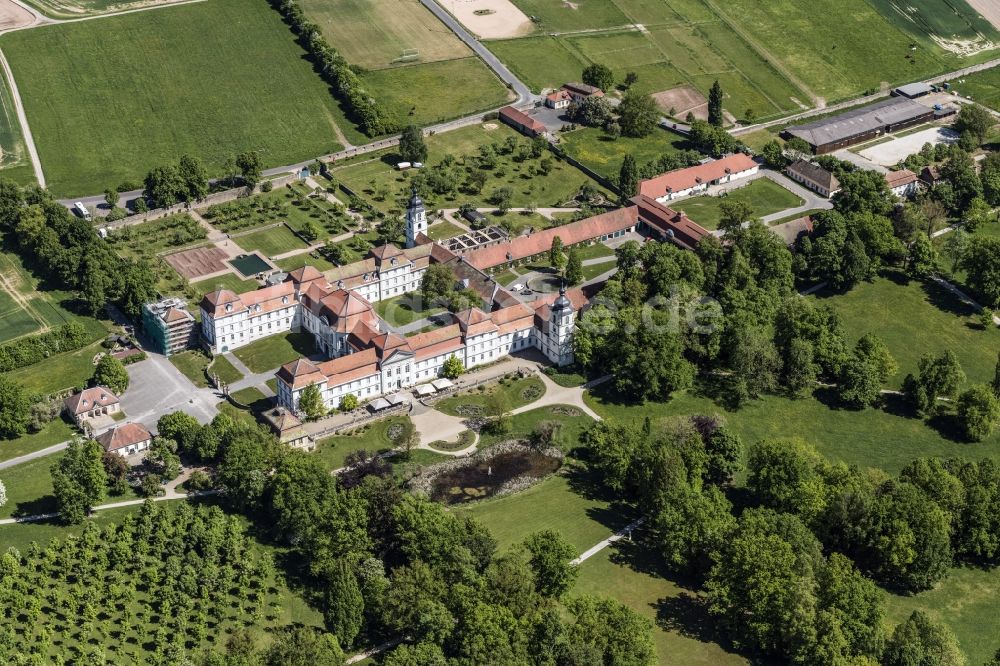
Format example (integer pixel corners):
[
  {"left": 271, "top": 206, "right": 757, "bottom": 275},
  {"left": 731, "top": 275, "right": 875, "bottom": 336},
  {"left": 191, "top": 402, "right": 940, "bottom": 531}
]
[
  {"left": 0, "top": 322, "right": 90, "bottom": 373},
  {"left": 270, "top": 0, "right": 395, "bottom": 137}
]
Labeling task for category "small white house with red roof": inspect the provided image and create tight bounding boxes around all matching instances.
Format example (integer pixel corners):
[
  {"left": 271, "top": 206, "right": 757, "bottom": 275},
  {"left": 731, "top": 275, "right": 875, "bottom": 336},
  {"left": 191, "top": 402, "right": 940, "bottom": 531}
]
[
  {"left": 545, "top": 89, "right": 571, "bottom": 109},
  {"left": 97, "top": 422, "right": 153, "bottom": 456}
]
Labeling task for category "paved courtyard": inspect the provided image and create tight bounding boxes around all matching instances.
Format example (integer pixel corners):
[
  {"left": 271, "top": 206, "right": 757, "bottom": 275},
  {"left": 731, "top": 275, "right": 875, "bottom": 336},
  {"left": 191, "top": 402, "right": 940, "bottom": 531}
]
[
  {"left": 119, "top": 354, "right": 221, "bottom": 427},
  {"left": 857, "top": 126, "right": 960, "bottom": 167}
]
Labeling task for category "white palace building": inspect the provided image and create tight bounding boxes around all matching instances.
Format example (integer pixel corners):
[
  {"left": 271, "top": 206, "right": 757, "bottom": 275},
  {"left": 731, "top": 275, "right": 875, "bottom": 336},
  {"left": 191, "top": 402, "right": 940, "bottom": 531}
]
[{"left": 199, "top": 191, "right": 602, "bottom": 414}]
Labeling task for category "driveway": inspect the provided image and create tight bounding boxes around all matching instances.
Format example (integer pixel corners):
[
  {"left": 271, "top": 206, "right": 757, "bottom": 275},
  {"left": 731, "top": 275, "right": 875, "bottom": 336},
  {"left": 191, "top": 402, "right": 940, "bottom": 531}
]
[{"left": 119, "top": 355, "right": 220, "bottom": 428}]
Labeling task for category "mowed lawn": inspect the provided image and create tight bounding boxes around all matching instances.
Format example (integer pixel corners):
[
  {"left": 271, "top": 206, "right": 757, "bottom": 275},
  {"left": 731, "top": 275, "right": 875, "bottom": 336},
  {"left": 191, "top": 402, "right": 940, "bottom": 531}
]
[
  {"left": 671, "top": 178, "right": 804, "bottom": 230},
  {"left": 558, "top": 126, "right": 690, "bottom": 180},
  {"left": 2, "top": 0, "right": 346, "bottom": 197},
  {"left": 297, "top": 0, "right": 469, "bottom": 70},
  {"left": 585, "top": 384, "right": 1000, "bottom": 476},
  {"left": 576, "top": 542, "right": 750, "bottom": 666},
  {"left": 886, "top": 565, "right": 1000, "bottom": 665},
  {"left": 811, "top": 274, "right": 1000, "bottom": 389},
  {"left": 234, "top": 225, "right": 309, "bottom": 258},
  {"left": 456, "top": 472, "right": 631, "bottom": 553},
  {"left": 231, "top": 331, "right": 317, "bottom": 374}
]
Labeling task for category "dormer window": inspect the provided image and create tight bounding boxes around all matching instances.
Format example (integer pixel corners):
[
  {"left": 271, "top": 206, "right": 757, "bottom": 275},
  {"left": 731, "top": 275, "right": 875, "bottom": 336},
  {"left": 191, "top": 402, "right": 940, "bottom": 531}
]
[
  {"left": 255, "top": 304, "right": 261, "bottom": 313},
  {"left": 337, "top": 280, "right": 344, "bottom": 289},
  {"left": 281, "top": 296, "right": 288, "bottom": 304},
  {"left": 390, "top": 258, "right": 397, "bottom": 266},
  {"left": 225, "top": 304, "right": 233, "bottom": 312}
]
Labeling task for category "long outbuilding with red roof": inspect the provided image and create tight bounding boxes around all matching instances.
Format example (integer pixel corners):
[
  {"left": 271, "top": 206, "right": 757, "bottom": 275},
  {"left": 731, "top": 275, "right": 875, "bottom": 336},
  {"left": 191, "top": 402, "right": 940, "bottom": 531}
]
[{"left": 639, "top": 153, "right": 759, "bottom": 202}]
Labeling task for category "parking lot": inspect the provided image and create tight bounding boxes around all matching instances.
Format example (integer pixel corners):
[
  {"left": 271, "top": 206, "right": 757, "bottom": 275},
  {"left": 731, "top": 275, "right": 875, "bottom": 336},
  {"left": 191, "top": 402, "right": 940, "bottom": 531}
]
[{"left": 857, "top": 126, "right": 960, "bottom": 167}]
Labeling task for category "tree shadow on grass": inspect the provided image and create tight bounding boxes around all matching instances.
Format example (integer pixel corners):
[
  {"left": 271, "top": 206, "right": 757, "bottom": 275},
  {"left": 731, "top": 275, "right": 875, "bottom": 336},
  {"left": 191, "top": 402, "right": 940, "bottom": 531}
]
[
  {"left": 921, "top": 278, "right": 977, "bottom": 318},
  {"left": 926, "top": 411, "right": 969, "bottom": 443},
  {"left": 12, "top": 493, "right": 57, "bottom": 519}
]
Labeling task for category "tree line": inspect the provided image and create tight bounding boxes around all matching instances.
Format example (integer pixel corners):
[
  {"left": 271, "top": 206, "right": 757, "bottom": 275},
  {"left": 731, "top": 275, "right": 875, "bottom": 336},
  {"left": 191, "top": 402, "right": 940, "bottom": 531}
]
[
  {"left": 269, "top": 0, "right": 393, "bottom": 137},
  {"left": 585, "top": 415, "right": 999, "bottom": 664},
  {"left": 0, "top": 180, "right": 157, "bottom": 320}
]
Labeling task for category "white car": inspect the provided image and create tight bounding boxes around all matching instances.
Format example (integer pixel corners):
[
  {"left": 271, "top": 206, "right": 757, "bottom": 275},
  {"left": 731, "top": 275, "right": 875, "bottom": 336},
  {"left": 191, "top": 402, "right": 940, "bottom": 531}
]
[{"left": 511, "top": 283, "right": 525, "bottom": 292}]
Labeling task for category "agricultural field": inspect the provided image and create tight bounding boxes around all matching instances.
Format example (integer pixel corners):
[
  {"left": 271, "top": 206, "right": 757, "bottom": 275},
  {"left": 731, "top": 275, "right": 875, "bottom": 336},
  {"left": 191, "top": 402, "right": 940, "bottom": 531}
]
[
  {"left": 298, "top": 0, "right": 470, "bottom": 69},
  {"left": 0, "top": 501, "right": 324, "bottom": 663},
  {"left": 949, "top": 65, "right": 1000, "bottom": 112},
  {"left": 1, "top": 0, "right": 347, "bottom": 197},
  {"left": 486, "top": 0, "right": 808, "bottom": 121},
  {"left": 671, "top": 178, "right": 804, "bottom": 230},
  {"left": 0, "top": 65, "right": 33, "bottom": 187},
  {"left": 708, "top": 0, "right": 986, "bottom": 103},
  {"left": 21, "top": 0, "right": 185, "bottom": 18},
  {"left": 358, "top": 58, "right": 512, "bottom": 128},
  {"left": 333, "top": 123, "right": 612, "bottom": 212}
]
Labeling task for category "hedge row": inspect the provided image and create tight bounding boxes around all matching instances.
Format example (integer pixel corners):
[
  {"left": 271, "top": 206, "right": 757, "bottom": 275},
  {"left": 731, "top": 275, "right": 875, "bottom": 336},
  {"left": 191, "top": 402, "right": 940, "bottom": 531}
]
[
  {"left": 0, "top": 322, "right": 90, "bottom": 373},
  {"left": 270, "top": 0, "right": 395, "bottom": 137}
]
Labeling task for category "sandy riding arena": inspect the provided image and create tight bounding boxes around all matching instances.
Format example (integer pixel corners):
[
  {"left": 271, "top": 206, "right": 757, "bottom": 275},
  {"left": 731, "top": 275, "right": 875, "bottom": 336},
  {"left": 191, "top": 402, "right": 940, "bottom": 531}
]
[
  {"left": 440, "top": 0, "right": 533, "bottom": 39},
  {"left": 0, "top": 0, "right": 37, "bottom": 31},
  {"left": 653, "top": 85, "right": 736, "bottom": 124}
]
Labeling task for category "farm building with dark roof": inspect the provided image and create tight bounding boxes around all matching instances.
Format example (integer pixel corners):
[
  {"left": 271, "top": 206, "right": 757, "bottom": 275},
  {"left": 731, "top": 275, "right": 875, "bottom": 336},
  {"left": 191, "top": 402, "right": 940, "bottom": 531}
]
[{"left": 782, "top": 98, "right": 935, "bottom": 154}]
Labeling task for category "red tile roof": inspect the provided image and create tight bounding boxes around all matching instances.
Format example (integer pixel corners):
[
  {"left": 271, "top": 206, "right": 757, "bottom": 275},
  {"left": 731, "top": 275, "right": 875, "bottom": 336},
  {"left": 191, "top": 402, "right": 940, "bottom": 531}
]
[
  {"left": 464, "top": 207, "right": 638, "bottom": 270},
  {"left": 639, "top": 154, "right": 758, "bottom": 199},
  {"left": 317, "top": 348, "right": 379, "bottom": 387},
  {"left": 97, "top": 423, "right": 152, "bottom": 453},
  {"left": 885, "top": 169, "right": 918, "bottom": 188},
  {"left": 64, "top": 386, "right": 119, "bottom": 415},
  {"left": 632, "top": 196, "right": 710, "bottom": 250},
  {"left": 499, "top": 106, "right": 546, "bottom": 134},
  {"left": 276, "top": 358, "right": 325, "bottom": 389}
]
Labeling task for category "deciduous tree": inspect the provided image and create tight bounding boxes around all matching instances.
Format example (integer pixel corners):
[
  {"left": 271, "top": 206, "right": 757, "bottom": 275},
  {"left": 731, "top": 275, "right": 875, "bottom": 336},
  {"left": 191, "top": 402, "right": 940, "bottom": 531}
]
[
  {"left": 441, "top": 355, "right": 464, "bottom": 379},
  {"left": 956, "top": 384, "right": 1000, "bottom": 442},
  {"left": 51, "top": 439, "right": 108, "bottom": 524},
  {"left": 399, "top": 125, "right": 428, "bottom": 164},
  {"left": 581, "top": 63, "right": 614, "bottom": 92},
  {"left": 298, "top": 383, "right": 327, "bottom": 420},
  {"left": 524, "top": 530, "right": 578, "bottom": 598},
  {"left": 0, "top": 375, "right": 30, "bottom": 439},
  {"left": 93, "top": 354, "right": 129, "bottom": 395},
  {"left": 883, "top": 610, "right": 964, "bottom": 666},
  {"left": 617, "top": 90, "right": 659, "bottom": 138}
]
